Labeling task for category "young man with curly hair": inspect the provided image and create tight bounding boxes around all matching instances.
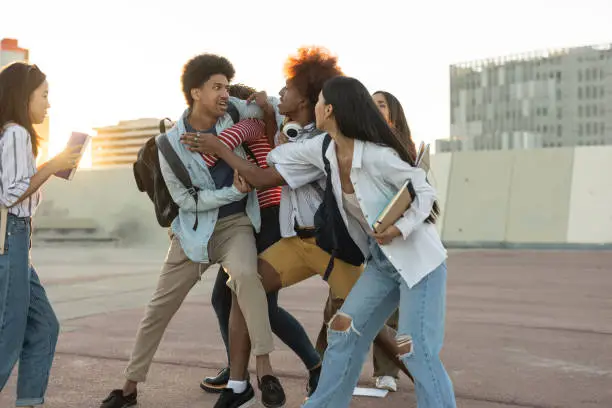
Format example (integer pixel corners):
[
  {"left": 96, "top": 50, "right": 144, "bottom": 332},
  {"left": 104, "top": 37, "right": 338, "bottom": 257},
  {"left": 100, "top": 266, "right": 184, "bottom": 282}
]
[
  {"left": 196, "top": 84, "right": 323, "bottom": 403},
  {"left": 100, "top": 54, "right": 285, "bottom": 408}
]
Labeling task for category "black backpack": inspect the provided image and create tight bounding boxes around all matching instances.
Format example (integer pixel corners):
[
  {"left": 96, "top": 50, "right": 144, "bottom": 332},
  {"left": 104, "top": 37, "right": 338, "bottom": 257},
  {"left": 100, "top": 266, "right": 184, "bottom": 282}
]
[
  {"left": 314, "top": 134, "right": 365, "bottom": 281},
  {"left": 133, "top": 104, "right": 244, "bottom": 230}
]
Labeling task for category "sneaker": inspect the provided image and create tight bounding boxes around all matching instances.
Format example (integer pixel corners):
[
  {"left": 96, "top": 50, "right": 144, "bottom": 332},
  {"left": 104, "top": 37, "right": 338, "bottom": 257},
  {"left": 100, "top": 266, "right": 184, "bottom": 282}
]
[
  {"left": 375, "top": 376, "right": 398, "bottom": 392},
  {"left": 258, "top": 375, "right": 286, "bottom": 408},
  {"left": 306, "top": 365, "right": 321, "bottom": 397},
  {"left": 100, "top": 389, "right": 137, "bottom": 408},
  {"left": 213, "top": 383, "right": 256, "bottom": 408},
  {"left": 201, "top": 367, "right": 231, "bottom": 393}
]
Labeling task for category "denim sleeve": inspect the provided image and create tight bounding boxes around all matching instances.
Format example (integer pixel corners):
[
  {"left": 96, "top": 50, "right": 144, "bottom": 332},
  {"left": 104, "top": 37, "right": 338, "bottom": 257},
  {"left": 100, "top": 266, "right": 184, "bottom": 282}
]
[{"left": 158, "top": 150, "right": 245, "bottom": 212}]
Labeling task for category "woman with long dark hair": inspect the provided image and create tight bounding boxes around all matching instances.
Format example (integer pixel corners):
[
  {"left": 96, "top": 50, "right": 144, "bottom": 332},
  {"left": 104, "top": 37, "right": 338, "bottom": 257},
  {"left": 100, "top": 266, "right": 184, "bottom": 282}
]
[
  {"left": 372, "top": 90, "right": 417, "bottom": 160},
  {"left": 0, "top": 62, "right": 81, "bottom": 407},
  {"left": 315, "top": 89, "right": 419, "bottom": 393},
  {"left": 266, "top": 76, "right": 455, "bottom": 407}
]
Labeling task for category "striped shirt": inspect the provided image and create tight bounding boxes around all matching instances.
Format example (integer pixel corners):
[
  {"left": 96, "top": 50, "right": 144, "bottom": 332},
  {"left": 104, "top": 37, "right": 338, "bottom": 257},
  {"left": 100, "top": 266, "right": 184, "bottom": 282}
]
[
  {"left": 200, "top": 119, "right": 282, "bottom": 209},
  {"left": 0, "top": 124, "right": 41, "bottom": 217}
]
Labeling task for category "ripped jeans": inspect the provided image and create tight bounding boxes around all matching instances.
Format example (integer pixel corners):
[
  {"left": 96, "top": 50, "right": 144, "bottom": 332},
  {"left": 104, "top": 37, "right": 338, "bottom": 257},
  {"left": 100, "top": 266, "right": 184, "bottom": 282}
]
[{"left": 303, "top": 242, "right": 456, "bottom": 408}]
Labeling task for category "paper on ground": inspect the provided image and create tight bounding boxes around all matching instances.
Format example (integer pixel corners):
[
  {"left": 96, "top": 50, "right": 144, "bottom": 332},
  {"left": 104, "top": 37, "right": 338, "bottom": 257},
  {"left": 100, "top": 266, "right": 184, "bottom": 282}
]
[{"left": 352, "top": 387, "right": 389, "bottom": 398}]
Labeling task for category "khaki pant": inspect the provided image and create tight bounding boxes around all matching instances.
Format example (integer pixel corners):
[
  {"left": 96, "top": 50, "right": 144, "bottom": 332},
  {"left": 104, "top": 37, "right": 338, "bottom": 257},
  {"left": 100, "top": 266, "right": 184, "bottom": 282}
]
[
  {"left": 259, "top": 236, "right": 363, "bottom": 299},
  {"left": 124, "top": 213, "right": 272, "bottom": 383},
  {"left": 315, "top": 289, "right": 400, "bottom": 379}
]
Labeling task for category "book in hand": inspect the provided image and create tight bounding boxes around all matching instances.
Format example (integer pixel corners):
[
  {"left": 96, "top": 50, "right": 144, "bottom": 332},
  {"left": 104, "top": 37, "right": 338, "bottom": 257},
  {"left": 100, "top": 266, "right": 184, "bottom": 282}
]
[
  {"left": 54, "top": 132, "right": 91, "bottom": 180},
  {"left": 372, "top": 179, "right": 416, "bottom": 233}
]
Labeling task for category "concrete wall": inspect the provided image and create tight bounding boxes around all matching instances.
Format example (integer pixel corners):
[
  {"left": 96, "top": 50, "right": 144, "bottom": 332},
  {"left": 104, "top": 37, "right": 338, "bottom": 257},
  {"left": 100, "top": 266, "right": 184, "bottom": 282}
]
[
  {"left": 436, "top": 147, "right": 612, "bottom": 247},
  {"left": 428, "top": 152, "right": 452, "bottom": 233},
  {"left": 34, "top": 146, "right": 612, "bottom": 248},
  {"left": 566, "top": 146, "right": 612, "bottom": 244},
  {"left": 442, "top": 151, "right": 514, "bottom": 243}
]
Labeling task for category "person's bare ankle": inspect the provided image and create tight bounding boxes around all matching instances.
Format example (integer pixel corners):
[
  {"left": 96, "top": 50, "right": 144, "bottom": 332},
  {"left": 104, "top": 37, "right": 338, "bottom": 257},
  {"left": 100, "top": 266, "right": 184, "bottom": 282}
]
[
  {"left": 255, "top": 354, "right": 273, "bottom": 378},
  {"left": 122, "top": 380, "right": 137, "bottom": 396}
]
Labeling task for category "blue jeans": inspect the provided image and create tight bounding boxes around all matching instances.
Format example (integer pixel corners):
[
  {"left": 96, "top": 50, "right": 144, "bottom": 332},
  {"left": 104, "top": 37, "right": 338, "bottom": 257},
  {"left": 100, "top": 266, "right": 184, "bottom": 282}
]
[
  {"left": 0, "top": 215, "right": 59, "bottom": 407},
  {"left": 211, "top": 205, "right": 321, "bottom": 370},
  {"left": 304, "top": 242, "right": 456, "bottom": 408}
]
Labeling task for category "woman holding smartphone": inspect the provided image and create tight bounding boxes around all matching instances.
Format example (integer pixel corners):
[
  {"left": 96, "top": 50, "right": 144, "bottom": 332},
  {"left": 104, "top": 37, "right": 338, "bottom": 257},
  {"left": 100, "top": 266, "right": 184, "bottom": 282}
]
[
  {"left": 0, "top": 62, "right": 81, "bottom": 407},
  {"left": 266, "top": 76, "right": 456, "bottom": 407}
]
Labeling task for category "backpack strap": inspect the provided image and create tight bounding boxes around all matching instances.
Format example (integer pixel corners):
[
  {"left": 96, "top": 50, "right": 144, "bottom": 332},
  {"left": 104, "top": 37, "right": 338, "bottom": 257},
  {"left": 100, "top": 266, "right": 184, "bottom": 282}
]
[
  {"left": 227, "top": 102, "right": 240, "bottom": 124},
  {"left": 159, "top": 118, "right": 172, "bottom": 134},
  {"left": 321, "top": 134, "right": 332, "bottom": 173},
  {"left": 320, "top": 134, "right": 337, "bottom": 281},
  {"left": 157, "top": 134, "right": 200, "bottom": 230}
]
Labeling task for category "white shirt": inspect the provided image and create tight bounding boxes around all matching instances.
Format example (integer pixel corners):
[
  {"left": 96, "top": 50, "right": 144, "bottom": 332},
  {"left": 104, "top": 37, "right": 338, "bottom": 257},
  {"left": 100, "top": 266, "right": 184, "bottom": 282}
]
[
  {"left": 268, "top": 134, "right": 447, "bottom": 288},
  {"left": 0, "top": 124, "right": 41, "bottom": 217},
  {"left": 342, "top": 192, "right": 370, "bottom": 235},
  {"left": 274, "top": 123, "right": 326, "bottom": 238}
]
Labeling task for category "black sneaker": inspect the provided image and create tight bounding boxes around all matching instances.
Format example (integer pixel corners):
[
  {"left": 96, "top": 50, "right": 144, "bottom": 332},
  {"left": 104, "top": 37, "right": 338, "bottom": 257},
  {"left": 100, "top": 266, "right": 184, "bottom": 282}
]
[
  {"left": 258, "top": 375, "right": 286, "bottom": 408},
  {"left": 307, "top": 365, "right": 321, "bottom": 397},
  {"left": 100, "top": 389, "right": 137, "bottom": 408},
  {"left": 201, "top": 367, "right": 231, "bottom": 393},
  {"left": 213, "top": 383, "right": 256, "bottom": 408}
]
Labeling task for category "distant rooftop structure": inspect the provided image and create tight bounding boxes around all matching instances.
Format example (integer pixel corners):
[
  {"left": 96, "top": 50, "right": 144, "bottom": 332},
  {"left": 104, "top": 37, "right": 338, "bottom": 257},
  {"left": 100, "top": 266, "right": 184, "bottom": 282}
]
[
  {"left": 92, "top": 118, "right": 168, "bottom": 168},
  {"left": 0, "top": 38, "right": 29, "bottom": 67},
  {"left": 451, "top": 43, "right": 612, "bottom": 71},
  {"left": 436, "top": 42, "right": 612, "bottom": 153}
]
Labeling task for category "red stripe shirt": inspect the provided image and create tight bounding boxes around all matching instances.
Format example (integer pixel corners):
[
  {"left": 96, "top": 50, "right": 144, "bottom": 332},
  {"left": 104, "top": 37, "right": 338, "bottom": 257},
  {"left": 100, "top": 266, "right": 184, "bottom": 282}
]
[{"left": 200, "top": 119, "right": 281, "bottom": 209}]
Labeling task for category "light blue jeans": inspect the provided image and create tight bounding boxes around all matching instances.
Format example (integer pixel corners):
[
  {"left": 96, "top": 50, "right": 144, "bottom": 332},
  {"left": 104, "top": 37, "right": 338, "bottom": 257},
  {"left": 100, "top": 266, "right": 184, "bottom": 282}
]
[
  {"left": 0, "top": 215, "right": 59, "bottom": 407},
  {"left": 304, "top": 242, "right": 456, "bottom": 408}
]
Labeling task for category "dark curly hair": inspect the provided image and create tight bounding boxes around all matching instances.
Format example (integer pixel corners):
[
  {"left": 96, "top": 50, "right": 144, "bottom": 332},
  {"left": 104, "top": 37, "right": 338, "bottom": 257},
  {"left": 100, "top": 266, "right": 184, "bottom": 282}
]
[
  {"left": 228, "top": 83, "right": 256, "bottom": 100},
  {"left": 181, "top": 54, "right": 235, "bottom": 107},
  {"left": 283, "top": 46, "right": 343, "bottom": 108}
]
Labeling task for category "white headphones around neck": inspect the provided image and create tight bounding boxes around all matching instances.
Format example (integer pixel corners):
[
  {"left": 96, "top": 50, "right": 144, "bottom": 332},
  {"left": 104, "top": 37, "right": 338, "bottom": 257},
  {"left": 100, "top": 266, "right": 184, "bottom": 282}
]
[{"left": 282, "top": 121, "right": 303, "bottom": 139}]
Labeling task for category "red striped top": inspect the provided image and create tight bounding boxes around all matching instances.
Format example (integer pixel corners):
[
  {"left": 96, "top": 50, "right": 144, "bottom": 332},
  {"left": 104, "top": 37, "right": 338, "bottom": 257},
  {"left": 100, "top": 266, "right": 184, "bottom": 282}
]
[{"left": 200, "top": 119, "right": 281, "bottom": 209}]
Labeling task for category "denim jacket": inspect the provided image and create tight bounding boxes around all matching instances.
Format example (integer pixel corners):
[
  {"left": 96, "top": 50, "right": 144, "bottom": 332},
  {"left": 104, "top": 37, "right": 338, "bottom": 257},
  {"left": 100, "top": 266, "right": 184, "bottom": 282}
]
[{"left": 157, "top": 100, "right": 276, "bottom": 263}]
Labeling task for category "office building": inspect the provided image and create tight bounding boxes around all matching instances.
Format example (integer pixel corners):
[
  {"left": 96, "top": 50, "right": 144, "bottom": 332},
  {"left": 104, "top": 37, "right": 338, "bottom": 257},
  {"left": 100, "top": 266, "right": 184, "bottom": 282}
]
[{"left": 437, "top": 43, "right": 612, "bottom": 153}]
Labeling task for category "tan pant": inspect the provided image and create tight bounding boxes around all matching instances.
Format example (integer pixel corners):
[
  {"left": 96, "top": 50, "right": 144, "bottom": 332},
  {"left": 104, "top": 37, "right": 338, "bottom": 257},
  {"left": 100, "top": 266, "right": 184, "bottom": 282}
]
[
  {"left": 259, "top": 236, "right": 363, "bottom": 299},
  {"left": 124, "top": 213, "right": 272, "bottom": 383},
  {"left": 315, "top": 289, "right": 400, "bottom": 378}
]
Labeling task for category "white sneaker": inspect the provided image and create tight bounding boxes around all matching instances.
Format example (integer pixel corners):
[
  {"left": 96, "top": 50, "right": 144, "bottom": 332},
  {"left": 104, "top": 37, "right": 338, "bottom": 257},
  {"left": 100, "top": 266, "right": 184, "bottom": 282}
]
[{"left": 375, "top": 376, "right": 398, "bottom": 392}]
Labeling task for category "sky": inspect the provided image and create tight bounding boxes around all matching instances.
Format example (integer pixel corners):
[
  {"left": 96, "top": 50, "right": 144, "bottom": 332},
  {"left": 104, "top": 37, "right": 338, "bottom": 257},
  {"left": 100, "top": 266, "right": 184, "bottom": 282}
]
[{"left": 2, "top": 0, "right": 612, "bottom": 157}]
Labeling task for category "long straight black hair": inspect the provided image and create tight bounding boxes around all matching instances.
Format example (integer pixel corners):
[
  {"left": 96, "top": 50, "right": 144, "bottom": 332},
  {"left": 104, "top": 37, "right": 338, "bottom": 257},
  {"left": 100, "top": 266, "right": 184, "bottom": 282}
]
[
  {"left": 322, "top": 76, "right": 439, "bottom": 223},
  {"left": 0, "top": 62, "right": 45, "bottom": 156}
]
